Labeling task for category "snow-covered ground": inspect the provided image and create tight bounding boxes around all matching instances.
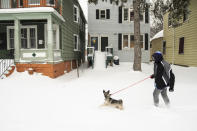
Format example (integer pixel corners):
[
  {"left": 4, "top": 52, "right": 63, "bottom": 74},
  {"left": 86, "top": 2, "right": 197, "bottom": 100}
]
[{"left": 0, "top": 62, "right": 197, "bottom": 131}]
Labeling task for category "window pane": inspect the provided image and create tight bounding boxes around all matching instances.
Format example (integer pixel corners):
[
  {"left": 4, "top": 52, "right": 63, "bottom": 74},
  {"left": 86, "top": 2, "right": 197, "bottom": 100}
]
[
  {"left": 30, "top": 28, "right": 36, "bottom": 48},
  {"left": 21, "top": 28, "right": 27, "bottom": 49},
  {"left": 19, "top": 0, "right": 23, "bottom": 7},
  {"left": 124, "top": 8, "right": 128, "bottom": 21},
  {"left": 10, "top": 39, "right": 14, "bottom": 49},
  {"left": 140, "top": 35, "right": 143, "bottom": 48},
  {"left": 140, "top": 13, "right": 143, "bottom": 21},
  {"left": 28, "top": 0, "right": 40, "bottom": 5},
  {"left": 74, "top": 6, "right": 78, "bottom": 22},
  {"left": 74, "top": 36, "right": 78, "bottom": 50},
  {"left": 130, "top": 35, "right": 134, "bottom": 48},
  {"left": 123, "top": 35, "right": 128, "bottom": 48},
  {"left": 179, "top": 37, "right": 184, "bottom": 54},
  {"left": 9, "top": 29, "right": 14, "bottom": 38},
  {"left": 46, "top": 0, "right": 55, "bottom": 5},
  {"left": 100, "top": 10, "right": 105, "bottom": 19},
  {"left": 130, "top": 10, "right": 134, "bottom": 21}
]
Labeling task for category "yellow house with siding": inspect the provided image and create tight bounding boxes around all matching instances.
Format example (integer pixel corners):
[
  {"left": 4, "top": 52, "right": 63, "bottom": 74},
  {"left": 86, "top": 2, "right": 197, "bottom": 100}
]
[{"left": 163, "top": 0, "right": 197, "bottom": 67}]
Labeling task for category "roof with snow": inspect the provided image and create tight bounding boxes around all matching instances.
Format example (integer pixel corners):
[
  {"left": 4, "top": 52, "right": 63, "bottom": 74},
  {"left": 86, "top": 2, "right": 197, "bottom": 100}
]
[
  {"left": 150, "top": 30, "right": 163, "bottom": 42},
  {"left": 0, "top": 7, "right": 65, "bottom": 22}
]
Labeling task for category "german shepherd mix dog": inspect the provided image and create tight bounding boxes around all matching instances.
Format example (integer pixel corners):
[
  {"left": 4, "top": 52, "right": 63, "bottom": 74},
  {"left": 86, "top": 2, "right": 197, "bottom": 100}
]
[{"left": 103, "top": 90, "right": 123, "bottom": 110}]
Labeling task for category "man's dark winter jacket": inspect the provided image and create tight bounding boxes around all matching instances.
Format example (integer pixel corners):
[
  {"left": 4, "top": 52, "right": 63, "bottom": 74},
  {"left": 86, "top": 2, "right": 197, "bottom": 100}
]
[{"left": 151, "top": 53, "right": 175, "bottom": 90}]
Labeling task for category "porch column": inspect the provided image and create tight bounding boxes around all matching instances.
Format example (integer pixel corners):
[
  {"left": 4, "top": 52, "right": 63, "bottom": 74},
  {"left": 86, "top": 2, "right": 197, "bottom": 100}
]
[
  {"left": 14, "top": 19, "right": 21, "bottom": 62},
  {"left": 47, "top": 15, "right": 54, "bottom": 62}
]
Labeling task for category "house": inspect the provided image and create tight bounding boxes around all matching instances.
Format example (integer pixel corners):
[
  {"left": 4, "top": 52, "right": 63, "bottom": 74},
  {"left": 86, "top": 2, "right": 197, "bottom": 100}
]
[
  {"left": 150, "top": 30, "right": 164, "bottom": 60},
  {"left": 0, "top": 0, "right": 86, "bottom": 78},
  {"left": 88, "top": 0, "right": 150, "bottom": 62},
  {"left": 163, "top": 0, "right": 197, "bottom": 67}
]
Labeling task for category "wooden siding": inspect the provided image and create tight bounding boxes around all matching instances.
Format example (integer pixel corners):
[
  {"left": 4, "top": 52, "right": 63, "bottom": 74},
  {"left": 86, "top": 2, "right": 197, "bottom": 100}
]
[
  {"left": 61, "top": 0, "right": 86, "bottom": 61},
  {"left": 150, "top": 37, "right": 163, "bottom": 59},
  {"left": 163, "top": 0, "right": 197, "bottom": 66}
]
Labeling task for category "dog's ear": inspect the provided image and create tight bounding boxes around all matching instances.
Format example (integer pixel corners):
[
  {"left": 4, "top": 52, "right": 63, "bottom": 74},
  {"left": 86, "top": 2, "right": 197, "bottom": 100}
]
[
  {"left": 103, "top": 90, "right": 105, "bottom": 93},
  {"left": 107, "top": 90, "right": 110, "bottom": 94}
]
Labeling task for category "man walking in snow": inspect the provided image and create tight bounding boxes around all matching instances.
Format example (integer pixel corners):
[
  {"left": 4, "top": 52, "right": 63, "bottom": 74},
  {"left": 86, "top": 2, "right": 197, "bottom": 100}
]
[{"left": 150, "top": 51, "right": 175, "bottom": 107}]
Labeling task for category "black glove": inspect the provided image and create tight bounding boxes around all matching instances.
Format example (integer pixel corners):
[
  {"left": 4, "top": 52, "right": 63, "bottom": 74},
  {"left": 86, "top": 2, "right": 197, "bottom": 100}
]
[
  {"left": 169, "top": 87, "right": 174, "bottom": 92},
  {"left": 150, "top": 74, "right": 154, "bottom": 79}
]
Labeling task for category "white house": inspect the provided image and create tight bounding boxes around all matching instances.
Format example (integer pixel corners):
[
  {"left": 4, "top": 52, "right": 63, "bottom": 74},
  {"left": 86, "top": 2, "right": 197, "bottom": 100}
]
[{"left": 88, "top": 0, "right": 150, "bottom": 62}]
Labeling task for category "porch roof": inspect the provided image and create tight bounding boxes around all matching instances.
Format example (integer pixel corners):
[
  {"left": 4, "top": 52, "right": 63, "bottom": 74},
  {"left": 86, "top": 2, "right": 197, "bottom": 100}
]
[{"left": 0, "top": 7, "right": 65, "bottom": 22}]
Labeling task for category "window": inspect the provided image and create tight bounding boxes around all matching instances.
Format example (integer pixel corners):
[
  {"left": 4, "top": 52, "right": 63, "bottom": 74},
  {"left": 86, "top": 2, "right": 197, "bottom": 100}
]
[
  {"left": 74, "top": 34, "right": 79, "bottom": 51},
  {"left": 28, "top": 0, "right": 40, "bottom": 5},
  {"left": 46, "top": 0, "right": 55, "bottom": 5},
  {"left": 168, "top": 14, "right": 172, "bottom": 27},
  {"left": 179, "top": 37, "right": 184, "bottom": 54},
  {"left": 96, "top": 9, "right": 110, "bottom": 20},
  {"left": 7, "top": 26, "right": 37, "bottom": 49},
  {"left": 183, "top": 11, "right": 189, "bottom": 22},
  {"left": 123, "top": 8, "right": 129, "bottom": 21},
  {"left": 100, "top": 10, "right": 106, "bottom": 19},
  {"left": 163, "top": 41, "right": 166, "bottom": 55},
  {"left": 123, "top": 35, "right": 129, "bottom": 48},
  {"left": 124, "top": 8, "right": 143, "bottom": 22},
  {"left": 130, "top": 35, "right": 134, "bottom": 48},
  {"left": 74, "top": 5, "right": 79, "bottom": 23},
  {"left": 122, "top": 34, "right": 144, "bottom": 49}
]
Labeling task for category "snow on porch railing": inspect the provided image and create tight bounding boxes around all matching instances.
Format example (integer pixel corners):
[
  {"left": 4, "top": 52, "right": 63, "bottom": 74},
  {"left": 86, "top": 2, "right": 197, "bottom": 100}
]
[
  {"left": 0, "top": 0, "right": 62, "bottom": 15},
  {"left": 0, "top": 59, "right": 14, "bottom": 79}
]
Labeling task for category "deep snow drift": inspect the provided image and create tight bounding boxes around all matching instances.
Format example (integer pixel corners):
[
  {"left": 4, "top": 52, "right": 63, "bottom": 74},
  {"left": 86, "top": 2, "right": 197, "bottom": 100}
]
[{"left": 0, "top": 63, "right": 197, "bottom": 131}]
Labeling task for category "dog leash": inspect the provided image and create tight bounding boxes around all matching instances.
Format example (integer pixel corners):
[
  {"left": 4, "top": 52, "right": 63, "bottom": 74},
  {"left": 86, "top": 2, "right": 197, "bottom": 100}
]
[{"left": 111, "top": 76, "right": 151, "bottom": 96}]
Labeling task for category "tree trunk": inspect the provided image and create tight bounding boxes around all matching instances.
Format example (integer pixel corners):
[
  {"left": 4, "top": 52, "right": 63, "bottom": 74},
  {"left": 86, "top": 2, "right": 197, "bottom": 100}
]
[{"left": 133, "top": 0, "right": 142, "bottom": 71}]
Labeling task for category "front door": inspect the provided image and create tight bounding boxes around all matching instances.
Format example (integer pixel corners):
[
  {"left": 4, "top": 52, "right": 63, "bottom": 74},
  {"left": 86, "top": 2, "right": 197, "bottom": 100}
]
[
  {"left": 101, "top": 37, "right": 108, "bottom": 52},
  {"left": 91, "top": 37, "right": 98, "bottom": 51},
  {"left": 0, "top": 0, "right": 10, "bottom": 8}
]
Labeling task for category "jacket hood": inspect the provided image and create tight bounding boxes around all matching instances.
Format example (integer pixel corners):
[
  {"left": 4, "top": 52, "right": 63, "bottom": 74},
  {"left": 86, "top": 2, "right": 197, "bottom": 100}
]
[{"left": 152, "top": 51, "right": 163, "bottom": 63}]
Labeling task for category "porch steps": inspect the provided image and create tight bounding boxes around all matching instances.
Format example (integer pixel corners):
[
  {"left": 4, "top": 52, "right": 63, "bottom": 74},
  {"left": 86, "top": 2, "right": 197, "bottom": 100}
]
[
  {"left": 0, "top": 59, "right": 15, "bottom": 79},
  {"left": 94, "top": 51, "right": 106, "bottom": 70}
]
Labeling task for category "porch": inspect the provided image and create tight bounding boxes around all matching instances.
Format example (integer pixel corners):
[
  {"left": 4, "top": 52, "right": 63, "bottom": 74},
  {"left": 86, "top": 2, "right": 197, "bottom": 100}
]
[
  {"left": 0, "top": 7, "right": 65, "bottom": 78},
  {"left": 0, "top": 7, "right": 64, "bottom": 63}
]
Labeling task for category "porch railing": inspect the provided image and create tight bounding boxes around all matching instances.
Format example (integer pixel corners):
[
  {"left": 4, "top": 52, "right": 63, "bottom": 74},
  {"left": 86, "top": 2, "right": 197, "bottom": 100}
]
[
  {"left": 0, "top": 59, "right": 14, "bottom": 78},
  {"left": 0, "top": 0, "right": 62, "bottom": 15}
]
